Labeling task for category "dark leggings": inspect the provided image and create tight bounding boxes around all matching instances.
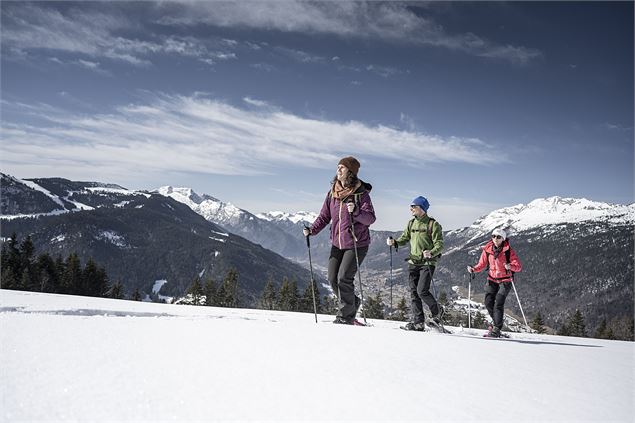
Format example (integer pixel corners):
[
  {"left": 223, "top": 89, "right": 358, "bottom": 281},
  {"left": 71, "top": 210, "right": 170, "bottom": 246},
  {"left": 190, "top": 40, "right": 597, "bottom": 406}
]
[
  {"left": 328, "top": 245, "right": 368, "bottom": 320},
  {"left": 484, "top": 281, "right": 512, "bottom": 329}
]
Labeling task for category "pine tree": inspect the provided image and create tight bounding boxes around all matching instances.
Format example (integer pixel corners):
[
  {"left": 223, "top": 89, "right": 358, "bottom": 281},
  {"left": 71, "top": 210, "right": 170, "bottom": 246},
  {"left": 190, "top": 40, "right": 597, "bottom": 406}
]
[
  {"left": 110, "top": 280, "right": 125, "bottom": 299},
  {"left": 188, "top": 276, "right": 204, "bottom": 305},
  {"left": 54, "top": 255, "right": 65, "bottom": 293},
  {"left": 594, "top": 319, "right": 608, "bottom": 339},
  {"left": 62, "top": 253, "right": 82, "bottom": 295},
  {"left": 18, "top": 236, "right": 38, "bottom": 291},
  {"left": 204, "top": 278, "right": 218, "bottom": 306},
  {"left": 2, "top": 233, "right": 21, "bottom": 288},
  {"left": 36, "top": 253, "right": 59, "bottom": 293},
  {"left": 260, "top": 277, "right": 277, "bottom": 310},
  {"left": 299, "top": 280, "right": 321, "bottom": 314},
  {"left": 557, "top": 322, "right": 570, "bottom": 336},
  {"left": 131, "top": 288, "right": 142, "bottom": 301},
  {"left": 220, "top": 268, "right": 239, "bottom": 308},
  {"left": 95, "top": 266, "right": 110, "bottom": 297},
  {"left": 322, "top": 295, "right": 338, "bottom": 315},
  {"left": 364, "top": 292, "right": 385, "bottom": 319},
  {"left": 530, "top": 312, "right": 547, "bottom": 334},
  {"left": 277, "top": 277, "right": 294, "bottom": 311},
  {"left": 390, "top": 297, "right": 409, "bottom": 321},
  {"left": 82, "top": 258, "right": 99, "bottom": 296},
  {"left": 438, "top": 291, "right": 448, "bottom": 306},
  {"left": 472, "top": 312, "right": 487, "bottom": 329},
  {"left": 567, "top": 309, "right": 587, "bottom": 337},
  {"left": 288, "top": 279, "right": 299, "bottom": 311}
]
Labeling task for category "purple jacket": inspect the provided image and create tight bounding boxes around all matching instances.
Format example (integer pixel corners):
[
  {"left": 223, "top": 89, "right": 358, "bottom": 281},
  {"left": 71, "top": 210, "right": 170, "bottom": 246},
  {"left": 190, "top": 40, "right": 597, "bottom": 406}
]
[{"left": 310, "top": 181, "right": 376, "bottom": 250}]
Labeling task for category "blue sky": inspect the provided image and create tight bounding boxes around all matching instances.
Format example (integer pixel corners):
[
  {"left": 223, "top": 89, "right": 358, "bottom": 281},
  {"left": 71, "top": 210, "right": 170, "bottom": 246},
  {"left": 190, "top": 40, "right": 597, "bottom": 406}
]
[{"left": 1, "top": 1, "right": 633, "bottom": 230}]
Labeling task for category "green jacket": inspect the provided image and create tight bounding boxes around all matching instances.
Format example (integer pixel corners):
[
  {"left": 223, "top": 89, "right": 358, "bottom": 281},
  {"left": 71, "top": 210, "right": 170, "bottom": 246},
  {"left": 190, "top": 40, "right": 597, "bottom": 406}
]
[{"left": 395, "top": 215, "right": 444, "bottom": 265}]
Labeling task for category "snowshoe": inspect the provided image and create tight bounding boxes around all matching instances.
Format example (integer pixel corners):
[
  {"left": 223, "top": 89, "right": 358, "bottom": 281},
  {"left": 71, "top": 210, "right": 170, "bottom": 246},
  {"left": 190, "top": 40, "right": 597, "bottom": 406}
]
[
  {"left": 483, "top": 326, "right": 510, "bottom": 338},
  {"left": 426, "top": 319, "right": 452, "bottom": 334},
  {"left": 352, "top": 318, "right": 367, "bottom": 327},
  {"left": 400, "top": 322, "right": 426, "bottom": 331},
  {"left": 333, "top": 316, "right": 353, "bottom": 325}
]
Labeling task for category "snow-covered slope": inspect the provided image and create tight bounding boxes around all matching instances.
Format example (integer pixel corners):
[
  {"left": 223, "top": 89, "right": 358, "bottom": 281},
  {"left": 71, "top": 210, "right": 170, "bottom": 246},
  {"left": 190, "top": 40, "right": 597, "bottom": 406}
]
[
  {"left": 469, "top": 196, "right": 634, "bottom": 234},
  {"left": 1, "top": 290, "right": 632, "bottom": 422},
  {"left": 155, "top": 186, "right": 247, "bottom": 226},
  {"left": 257, "top": 210, "right": 318, "bottom": 225}
]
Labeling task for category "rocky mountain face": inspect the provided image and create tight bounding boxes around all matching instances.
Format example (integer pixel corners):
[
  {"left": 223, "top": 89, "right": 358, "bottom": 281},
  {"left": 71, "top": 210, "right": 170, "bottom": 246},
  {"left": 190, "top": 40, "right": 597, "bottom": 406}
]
[
  {"left": 155, "top": 186, "right": 312, "bottom": 259},
  {"left": 1, "top": 175, "right": 322, "bottom": 304}
]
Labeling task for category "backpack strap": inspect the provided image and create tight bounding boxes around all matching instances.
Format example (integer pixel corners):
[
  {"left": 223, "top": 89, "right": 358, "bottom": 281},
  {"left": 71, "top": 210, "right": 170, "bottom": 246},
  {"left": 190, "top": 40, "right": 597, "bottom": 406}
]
[
  {"left": 427, "top": 217, "right": 436, "bottom": 238},
  {"left": 505, "top": 246, "right": 515, "bottom": 276},
  {"left": 408, "top": 217, "right": 436, "bottom": 236}
]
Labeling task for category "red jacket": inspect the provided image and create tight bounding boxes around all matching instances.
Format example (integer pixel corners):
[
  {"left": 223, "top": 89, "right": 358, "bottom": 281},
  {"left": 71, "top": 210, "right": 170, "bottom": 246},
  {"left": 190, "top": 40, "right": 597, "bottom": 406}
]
[{"left": 472, "top": 240, "right": 522, "bottom": 283}]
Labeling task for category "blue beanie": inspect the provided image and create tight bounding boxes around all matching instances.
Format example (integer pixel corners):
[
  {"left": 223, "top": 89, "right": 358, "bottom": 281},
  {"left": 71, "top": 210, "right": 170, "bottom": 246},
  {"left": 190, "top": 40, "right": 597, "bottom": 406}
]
[{"left": 411, "top": 196, "right": 430, "bottom": 212}]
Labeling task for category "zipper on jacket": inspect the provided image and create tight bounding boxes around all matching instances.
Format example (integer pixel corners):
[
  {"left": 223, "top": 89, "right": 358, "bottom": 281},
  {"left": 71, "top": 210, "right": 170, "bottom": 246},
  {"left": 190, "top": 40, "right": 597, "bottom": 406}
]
[{"left": 338, "top": 201, "right": 342, "bottom": 249}]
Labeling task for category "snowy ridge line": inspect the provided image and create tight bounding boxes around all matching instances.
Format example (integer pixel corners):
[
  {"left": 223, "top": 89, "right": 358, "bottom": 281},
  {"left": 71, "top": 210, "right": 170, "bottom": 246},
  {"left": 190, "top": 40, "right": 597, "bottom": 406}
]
[
  {"left": 18, "top": 178, "right": 67, "bottom": 208},
  {"left": 1, "top": 209, "right": 70, "bottom": 220},
  {"left": 155, "top": 185, "right": 246, "bottom": 222},
  {"left": 86, "top": 186, "right": 151, "bottom": 198},
  {"left": 257, "top": 210, "right": 318, "bottom": 224},
  {"left": 470, "top": 196, "right": 635, "bottom": 233}
]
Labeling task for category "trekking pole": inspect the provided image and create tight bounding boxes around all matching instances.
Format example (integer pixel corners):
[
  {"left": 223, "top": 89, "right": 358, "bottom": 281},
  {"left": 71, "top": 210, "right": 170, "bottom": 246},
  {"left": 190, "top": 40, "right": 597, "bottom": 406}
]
[
  {"left": 388, "top": 237, "right": 394, "bottom": 316},
  {"left": 304, "top": 226, "right": 318, "bottom": 324},
  {"left": 468, "top": 272, "right": 474, "bottom": 329},
  {"left": 510, "top": 274, "right": 528, "bottom": 329},
  {"left": 348, "top": 209, "right": 367, "bottom": 324}
]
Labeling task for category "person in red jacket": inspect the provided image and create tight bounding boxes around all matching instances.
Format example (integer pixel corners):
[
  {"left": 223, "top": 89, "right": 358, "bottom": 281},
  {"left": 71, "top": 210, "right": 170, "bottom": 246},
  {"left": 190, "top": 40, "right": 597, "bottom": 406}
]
[{"left": 467, "top": 228, "right": 522, "bottom": 337}]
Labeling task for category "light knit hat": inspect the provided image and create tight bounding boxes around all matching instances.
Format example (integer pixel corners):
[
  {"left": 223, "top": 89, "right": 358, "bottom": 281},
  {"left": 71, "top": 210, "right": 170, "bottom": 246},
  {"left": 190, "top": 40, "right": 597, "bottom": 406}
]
[{"left": 492, "top": 228, "right": 507, "bottom": 240}]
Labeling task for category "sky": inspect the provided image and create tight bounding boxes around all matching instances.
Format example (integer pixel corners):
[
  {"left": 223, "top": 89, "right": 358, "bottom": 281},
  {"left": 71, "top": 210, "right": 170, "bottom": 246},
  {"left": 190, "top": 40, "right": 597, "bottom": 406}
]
[
  {"left": 1, "top": 1, "right": 633, "bottom": 230},
  {"left": 2, "top": 289, "right": 633, "bottom": 421}
]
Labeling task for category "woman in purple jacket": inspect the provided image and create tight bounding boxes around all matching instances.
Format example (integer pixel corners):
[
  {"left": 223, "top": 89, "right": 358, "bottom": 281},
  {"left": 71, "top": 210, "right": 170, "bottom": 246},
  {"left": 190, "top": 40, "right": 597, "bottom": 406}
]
[{"left": 303, "top": 156, "right": 376, "bottom": 324}]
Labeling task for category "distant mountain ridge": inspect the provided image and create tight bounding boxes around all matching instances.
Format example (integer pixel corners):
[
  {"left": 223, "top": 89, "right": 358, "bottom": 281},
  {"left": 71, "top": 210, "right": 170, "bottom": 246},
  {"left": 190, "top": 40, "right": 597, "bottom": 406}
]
[{"left": 1, "top": 175, "right": 322, "bottom": 304}]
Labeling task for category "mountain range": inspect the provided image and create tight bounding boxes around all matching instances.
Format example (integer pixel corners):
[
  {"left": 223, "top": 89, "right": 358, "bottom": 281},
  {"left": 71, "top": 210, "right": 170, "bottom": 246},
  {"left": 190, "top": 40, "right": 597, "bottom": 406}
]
[
  {"left": 2, "top": 173, "right": 633, "bottom": 334},
  {"left": 0, "top": 174, "right": 323, "bottom": 304}
]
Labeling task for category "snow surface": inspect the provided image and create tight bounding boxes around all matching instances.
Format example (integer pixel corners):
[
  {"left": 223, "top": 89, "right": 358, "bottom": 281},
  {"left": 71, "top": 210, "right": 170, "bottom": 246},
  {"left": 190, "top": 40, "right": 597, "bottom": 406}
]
[{"left": 1, "top": 290, "right": 632, "bottom": 422}]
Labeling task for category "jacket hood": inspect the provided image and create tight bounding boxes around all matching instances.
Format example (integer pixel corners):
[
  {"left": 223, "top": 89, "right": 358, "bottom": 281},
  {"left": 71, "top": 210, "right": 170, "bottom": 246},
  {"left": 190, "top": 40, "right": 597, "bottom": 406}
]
[{"left": 356, "top": 180, "right": 372, "bottom": 193}]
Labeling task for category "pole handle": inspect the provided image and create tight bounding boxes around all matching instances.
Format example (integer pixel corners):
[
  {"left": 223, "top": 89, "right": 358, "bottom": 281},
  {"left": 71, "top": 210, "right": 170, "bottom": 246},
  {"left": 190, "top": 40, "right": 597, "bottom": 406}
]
[{"left": 303, "top": 225, "right": 310, "bottom": 248}]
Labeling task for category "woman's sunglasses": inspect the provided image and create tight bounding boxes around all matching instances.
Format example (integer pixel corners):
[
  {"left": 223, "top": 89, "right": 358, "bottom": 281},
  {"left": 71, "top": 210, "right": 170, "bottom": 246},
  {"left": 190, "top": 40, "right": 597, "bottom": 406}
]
[{"left": 492, "top": 235, "right": 503, "bottom": 239}]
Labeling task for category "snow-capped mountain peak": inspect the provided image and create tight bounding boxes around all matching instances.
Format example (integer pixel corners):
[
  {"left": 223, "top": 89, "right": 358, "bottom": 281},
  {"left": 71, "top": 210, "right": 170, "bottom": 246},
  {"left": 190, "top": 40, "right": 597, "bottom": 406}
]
[
  {"left": 471, "top": 196, "right": 634, "bottom": 234},
  {"left": 257, "top": 211, "right": 318, "bottom": 225},
  {"left": 155, "top": 186, "right": 246, "bottom": 224}
]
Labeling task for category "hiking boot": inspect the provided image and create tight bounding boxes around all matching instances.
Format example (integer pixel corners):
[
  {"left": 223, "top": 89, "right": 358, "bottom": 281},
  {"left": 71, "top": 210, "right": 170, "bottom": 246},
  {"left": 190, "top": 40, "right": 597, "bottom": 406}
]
[
  {"left": 403, "top": 322, "right": 426, "bottom": 331},
  {"left": 333, "top": 316, "right": 353, "bottom": 325},
  {"left": 432, "top": 305, "right": 445, "bottom": 325},
  {"left": 487, "top": 326, "right": 501, "bottom": 338}
]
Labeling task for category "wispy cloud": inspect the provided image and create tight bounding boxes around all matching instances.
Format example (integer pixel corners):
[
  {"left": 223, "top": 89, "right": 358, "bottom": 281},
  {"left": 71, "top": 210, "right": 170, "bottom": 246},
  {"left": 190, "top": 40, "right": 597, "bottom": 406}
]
[
  {"left": 1, "top": 2, "right": 541, "bottom": 70},
  {"left": 1, "top": 3, "right": 236, "bottom": 66},
  {"left": 2, "top": 94, "right": 504, "bottom": 181},
  {"left": 161, "top": 1, "right": 542, "bottom": 65}
]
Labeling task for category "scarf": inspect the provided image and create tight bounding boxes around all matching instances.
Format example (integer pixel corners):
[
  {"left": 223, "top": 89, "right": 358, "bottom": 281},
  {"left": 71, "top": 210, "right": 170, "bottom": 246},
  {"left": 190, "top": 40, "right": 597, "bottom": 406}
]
[
  {"left": 331, "top": 179, "right": 361, "bottom": 200},
  {"left": 492, "top": 243, "right": 503, "bottom": 259}
]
